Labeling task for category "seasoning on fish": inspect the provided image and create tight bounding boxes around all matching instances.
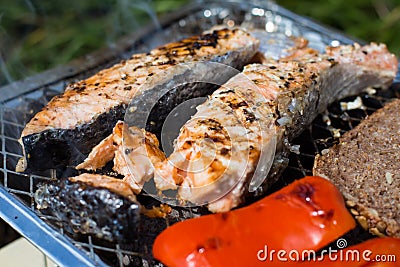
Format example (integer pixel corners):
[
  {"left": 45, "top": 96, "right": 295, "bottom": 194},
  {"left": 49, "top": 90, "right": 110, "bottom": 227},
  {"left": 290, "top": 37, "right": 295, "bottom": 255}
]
[
  {"left": 154, "top": 42, "right": 398, "bottom": 212},
  {"left": 19, "top": 28, "right": 259, "bottom": 171}
]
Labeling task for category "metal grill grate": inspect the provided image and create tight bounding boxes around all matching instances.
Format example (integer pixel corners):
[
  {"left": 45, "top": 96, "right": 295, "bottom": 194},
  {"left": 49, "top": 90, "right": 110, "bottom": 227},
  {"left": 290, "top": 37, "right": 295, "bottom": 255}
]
[{"left": 1, "top": 1, "right": 399, "bottom": 266}]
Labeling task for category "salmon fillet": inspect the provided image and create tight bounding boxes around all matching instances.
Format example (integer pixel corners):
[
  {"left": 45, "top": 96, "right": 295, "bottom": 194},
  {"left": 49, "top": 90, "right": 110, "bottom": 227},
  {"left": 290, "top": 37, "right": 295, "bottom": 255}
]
[
  {"left": 154, "top": 43, "right": 398, "bottom": 212},
  {"left": 76, "top": 121, "right": 165, "bottom": 193},
  {"left": 19, "top": 28, "right": 259, "bottom": 171}
]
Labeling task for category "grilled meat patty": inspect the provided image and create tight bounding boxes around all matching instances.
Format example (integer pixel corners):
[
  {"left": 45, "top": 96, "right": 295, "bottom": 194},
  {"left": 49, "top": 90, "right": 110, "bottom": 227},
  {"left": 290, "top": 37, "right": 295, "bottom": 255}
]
[
  {"left": 313, "top": 98, "right": 400, "bottom": 238},
  {"left": 19, "top": 28, "right": 259, "bottom": 171},
  {"left": 154, "top": 43, "right": 398, "bottom": 212}
]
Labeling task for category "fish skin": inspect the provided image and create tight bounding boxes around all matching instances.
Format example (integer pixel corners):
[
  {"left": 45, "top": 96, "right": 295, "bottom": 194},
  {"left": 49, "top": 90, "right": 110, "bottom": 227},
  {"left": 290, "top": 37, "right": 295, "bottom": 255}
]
[
  {"left": 34, "top": 174, "right": 140, "bottom": 242},
  {"left": 154, "top": 42, "right": 398, "bottom": 212},
  {"left": 19, "top": 28, "right": 259, "bottom": 171}
]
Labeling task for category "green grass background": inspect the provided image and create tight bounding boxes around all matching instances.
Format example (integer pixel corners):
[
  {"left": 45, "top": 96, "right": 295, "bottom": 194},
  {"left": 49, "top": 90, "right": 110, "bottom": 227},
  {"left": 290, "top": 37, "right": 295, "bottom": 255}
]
[{"left": 0, "top": 0, "right": 399, "bottom": 86}]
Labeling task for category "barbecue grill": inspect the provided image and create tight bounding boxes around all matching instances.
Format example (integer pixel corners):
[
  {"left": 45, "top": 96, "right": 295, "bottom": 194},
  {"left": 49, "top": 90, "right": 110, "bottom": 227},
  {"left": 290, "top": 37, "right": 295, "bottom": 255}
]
[{"left": 1, "top": 1, "right": 399, "bottom": 266}]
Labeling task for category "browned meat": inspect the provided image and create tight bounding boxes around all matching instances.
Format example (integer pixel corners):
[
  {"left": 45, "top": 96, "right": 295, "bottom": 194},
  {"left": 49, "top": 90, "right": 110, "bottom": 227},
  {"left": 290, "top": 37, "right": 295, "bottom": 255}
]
[
  {"left": 77, "top": 121, "right": 165, "bottom": 193},
  {"left": 19, "top": 28, "right": 259, "bottom": 171},
  {"left": 155, "top": 43, "right": 398, "bottom": 212}
]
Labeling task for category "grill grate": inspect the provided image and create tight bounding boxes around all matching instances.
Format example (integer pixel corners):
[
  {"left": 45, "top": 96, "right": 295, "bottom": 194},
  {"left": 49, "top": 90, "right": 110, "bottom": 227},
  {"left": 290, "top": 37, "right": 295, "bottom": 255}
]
[{"left": 1, "top": 1, "right": 399, "bottom": 266}]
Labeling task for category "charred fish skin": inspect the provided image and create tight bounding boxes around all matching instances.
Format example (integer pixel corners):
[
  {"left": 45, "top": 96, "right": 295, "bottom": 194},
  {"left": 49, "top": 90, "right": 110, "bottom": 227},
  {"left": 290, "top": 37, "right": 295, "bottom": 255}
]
[
  {"left": 155, "top": 42, "right": 398, "bottom": 212},
  {"left": 22, "top": 105, "right": 125, "bottom": 170},
  {"left": 20, "top": 28, "right": 259, "bottom": 171},
  {"left": 35, "top": 177, "right": 140, "bottom": 242}
]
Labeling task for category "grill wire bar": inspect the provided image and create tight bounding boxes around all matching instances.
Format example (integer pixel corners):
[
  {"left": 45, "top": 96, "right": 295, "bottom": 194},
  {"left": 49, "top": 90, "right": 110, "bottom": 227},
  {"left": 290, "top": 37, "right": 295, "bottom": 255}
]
[
  {"left": 0, "top": 186, "right": 106, "bottom": 267},
  {"left": 0, "top": 1, "right": 399, "bottom": 266}
]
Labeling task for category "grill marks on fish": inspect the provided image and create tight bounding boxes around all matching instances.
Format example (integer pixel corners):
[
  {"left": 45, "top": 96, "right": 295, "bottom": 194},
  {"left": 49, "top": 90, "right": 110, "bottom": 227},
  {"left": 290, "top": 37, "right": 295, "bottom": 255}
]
[
  {"left": 154, "top": 73, "right": 271, "bottom": 209},
  {"left": 53, "top": 42, "right": 397, "bottom": 213},
  {"left": 22, "top": 29, "right": 253, "bottom": 136},
  {"left": 154, "top": 42, "right": 398, "bottom": 212},
  {"left": 156, "top": 30, "right": 222, "bottom": 58},
  {"left": 214, "top": 89, "right": 257, "bottom": 126},
  {"left": 22, "top": 25, "right": 397, "bottom": 217},
  {"left": 19, "top": 28, "right": 259, "bottom": 171}
]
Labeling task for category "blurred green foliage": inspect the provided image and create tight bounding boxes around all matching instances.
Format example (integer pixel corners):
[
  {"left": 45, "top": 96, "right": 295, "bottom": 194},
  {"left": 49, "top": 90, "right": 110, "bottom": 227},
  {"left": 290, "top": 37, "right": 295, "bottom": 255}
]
[
  {"left": 0, "top": 0, "right": 399, "bottom": 86},
  {"left": 277, "top": 0, "right": 400, "bottom": 54},
  {"left": 0, "top": 0, "right": 188, "bottom": 85}
]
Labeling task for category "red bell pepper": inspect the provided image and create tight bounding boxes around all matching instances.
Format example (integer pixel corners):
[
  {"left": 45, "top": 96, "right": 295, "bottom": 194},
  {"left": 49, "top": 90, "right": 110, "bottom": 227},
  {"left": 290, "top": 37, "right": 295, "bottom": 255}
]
[
  {"left": 298, "top": 237, "right": 400, "bottom": 266},
  {"left": 153, "top": 176, "right": 356, "bottom": 267}
]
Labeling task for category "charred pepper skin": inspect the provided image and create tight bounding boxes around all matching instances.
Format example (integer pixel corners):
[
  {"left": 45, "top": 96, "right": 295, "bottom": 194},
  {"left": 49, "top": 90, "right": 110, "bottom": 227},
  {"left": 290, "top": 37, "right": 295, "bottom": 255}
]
[{"left": 153, "top": 176, "right": 356, "bottom": 267}]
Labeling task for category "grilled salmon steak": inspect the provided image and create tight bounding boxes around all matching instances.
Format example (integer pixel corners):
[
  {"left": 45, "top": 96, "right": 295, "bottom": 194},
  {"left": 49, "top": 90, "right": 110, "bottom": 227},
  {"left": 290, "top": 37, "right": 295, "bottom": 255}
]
[
  {"left": 19, "top": 28, "right": 259, "bottom": 171},
  {"left": 154, "top": 42, "right": 398, "bottom": 212}
]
